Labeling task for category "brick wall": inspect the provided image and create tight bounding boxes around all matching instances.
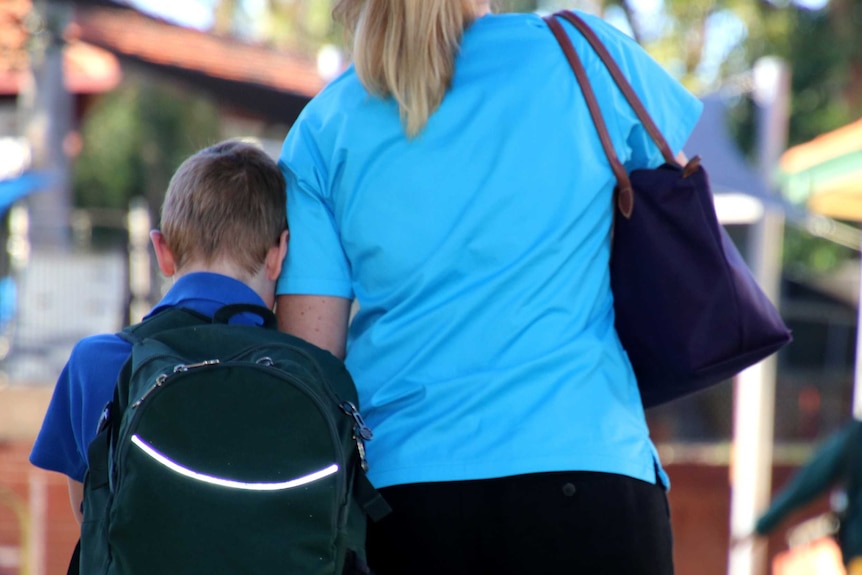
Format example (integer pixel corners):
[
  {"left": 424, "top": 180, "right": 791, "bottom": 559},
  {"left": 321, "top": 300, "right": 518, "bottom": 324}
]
[
  {"left": 0, "top": 440, "right": 78, "bottom": 575},
  {"left": 666, "top": 462, "right": 832, "bottom": 575}
]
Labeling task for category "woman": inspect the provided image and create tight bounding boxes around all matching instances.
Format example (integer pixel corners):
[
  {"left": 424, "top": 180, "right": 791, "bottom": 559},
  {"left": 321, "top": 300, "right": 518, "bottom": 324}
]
[{"left": 276, "top": 2, "right": 702, "bottom": 573}]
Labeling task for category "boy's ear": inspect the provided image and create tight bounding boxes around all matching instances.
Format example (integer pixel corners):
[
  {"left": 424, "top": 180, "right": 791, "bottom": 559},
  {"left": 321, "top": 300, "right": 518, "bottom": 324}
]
[
  {"left": 150, "top": 230, "right": 177, "bottom": 277},
  {"left": 265, "top": 230, "right": 289, "bottom": 281}
]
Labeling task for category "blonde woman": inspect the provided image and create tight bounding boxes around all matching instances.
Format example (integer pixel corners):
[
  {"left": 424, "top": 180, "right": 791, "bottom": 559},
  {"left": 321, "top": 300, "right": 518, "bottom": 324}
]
[{"left": 277, "top": 1, "right": 702, "bottom": 573}]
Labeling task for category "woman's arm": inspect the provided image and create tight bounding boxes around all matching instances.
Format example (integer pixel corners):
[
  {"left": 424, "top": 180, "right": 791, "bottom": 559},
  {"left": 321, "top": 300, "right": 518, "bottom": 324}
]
[{"left": 277, "top": 294, "right": 352, "bottom": 360}]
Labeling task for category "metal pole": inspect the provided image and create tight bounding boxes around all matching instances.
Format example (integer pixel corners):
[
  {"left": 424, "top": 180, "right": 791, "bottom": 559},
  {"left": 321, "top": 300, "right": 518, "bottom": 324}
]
[
  {"left": 728, "top": 214, "right": 784, "bottom": 575},
  {"left": 727, "top": 56, "right": 790, "bottom": 575},
  {"left": 853, "top": 253, "right": 862, "bottom": 419},
  {"left": 127, "top": 197, "right": 152, "bottom": 324},
  {"left": 20, "top": 0, "right": 73, "bottom": 249}
]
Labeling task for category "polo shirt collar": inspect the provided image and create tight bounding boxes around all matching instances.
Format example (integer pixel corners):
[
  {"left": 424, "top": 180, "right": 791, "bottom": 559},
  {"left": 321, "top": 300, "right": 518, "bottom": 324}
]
[{"left": 147, "top": 272, "right": 267, "bottom": 319}]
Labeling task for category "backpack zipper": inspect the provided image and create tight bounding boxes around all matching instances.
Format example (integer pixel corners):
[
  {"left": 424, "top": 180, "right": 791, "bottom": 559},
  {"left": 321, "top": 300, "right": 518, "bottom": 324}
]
[
  {"left": 130, "top": 360, "right": 220, "bottom": 408},
  {"left": 269, "top": 344, "right": 354, "bottom": 410},
  {"left": 255, "top": 345, "right": 373, "bottom": 475},
  {"left": 126, "top": 338, "right": 355, "bottom": 410},
  {"left": 254, "top": 347, "right": 372, "bottom": 478}
]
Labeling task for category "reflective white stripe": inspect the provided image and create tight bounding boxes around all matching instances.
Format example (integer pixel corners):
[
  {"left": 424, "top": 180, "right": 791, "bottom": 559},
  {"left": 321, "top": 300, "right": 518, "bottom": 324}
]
[{"left": 130, "top": 434, "right": 339, "bottom": 491}]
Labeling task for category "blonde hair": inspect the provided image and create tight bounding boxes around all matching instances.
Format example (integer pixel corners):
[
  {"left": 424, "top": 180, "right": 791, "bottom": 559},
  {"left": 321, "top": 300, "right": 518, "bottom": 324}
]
[
  {"left": 333, "top": 0, "right": 479, "bottom": 137},
  {"left": 160, "top": 140, "right": 287, "bottom": 278}
]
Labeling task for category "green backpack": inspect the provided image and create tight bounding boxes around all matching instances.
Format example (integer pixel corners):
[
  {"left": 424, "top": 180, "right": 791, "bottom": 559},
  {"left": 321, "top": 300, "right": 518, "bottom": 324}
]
[{"left": 78, "top": 304, "right": 389, "bottom": 575}]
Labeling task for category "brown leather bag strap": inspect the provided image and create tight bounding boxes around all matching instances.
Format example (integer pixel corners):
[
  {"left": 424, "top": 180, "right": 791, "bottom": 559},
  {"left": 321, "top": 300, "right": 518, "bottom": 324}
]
[
  {"left": 555, "top": 10, "right": 677, "bottom": 165},
  {"left": 544, "top": 14, "right": 634, "bottom": 218}
]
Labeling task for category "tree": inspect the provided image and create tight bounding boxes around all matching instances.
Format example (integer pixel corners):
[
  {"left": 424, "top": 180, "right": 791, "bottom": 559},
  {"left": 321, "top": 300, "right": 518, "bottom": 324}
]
[
  {"left": 213, "top": 0, "right": 339, "bottom": 58},
  {"left": 73, "top": 75, "right": 221, "bottom": 232},
  {"left": 594, "top": 0, "right": 860, "bottom": 146}
]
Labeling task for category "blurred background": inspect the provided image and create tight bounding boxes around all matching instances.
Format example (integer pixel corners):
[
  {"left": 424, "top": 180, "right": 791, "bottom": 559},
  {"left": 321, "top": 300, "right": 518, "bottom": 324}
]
[{"left": 1, "top": 0, "right": 861, "bottom": 573}]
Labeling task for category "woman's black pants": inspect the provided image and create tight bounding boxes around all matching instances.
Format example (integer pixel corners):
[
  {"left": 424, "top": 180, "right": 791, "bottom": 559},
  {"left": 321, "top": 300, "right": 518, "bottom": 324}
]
[{"left": 367, "top": 470, "right": 674, "bottom": 575}]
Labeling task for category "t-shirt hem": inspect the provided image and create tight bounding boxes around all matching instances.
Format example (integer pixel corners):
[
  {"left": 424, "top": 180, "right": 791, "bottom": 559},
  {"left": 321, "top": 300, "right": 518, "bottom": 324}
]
[
  {"left": 367, "top": 451, "right": 661, "bottom": 491},
  {"left": 276, "top": 276, "right": 353, "bottom": 299},
  {"left": 29, "top": 453, "right": 86, "bottom": 483}
]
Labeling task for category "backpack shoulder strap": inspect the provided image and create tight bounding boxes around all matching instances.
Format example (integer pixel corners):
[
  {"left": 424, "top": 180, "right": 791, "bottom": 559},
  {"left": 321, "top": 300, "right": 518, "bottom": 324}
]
[
  {"left": 108, "top": 307, "right": 211, "bottom": 427},
  {"left": 354, "top": 472, "right": 391, "bottom": 522},
  {"left": 85, "top": 308, "right": 219, "bottom": 518}
]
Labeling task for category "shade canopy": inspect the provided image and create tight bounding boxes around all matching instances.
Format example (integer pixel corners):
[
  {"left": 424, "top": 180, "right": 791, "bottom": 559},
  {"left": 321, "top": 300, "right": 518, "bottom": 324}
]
[
  {"left": 780, "top": 118, "right": 862, "bottom": 222},
  {"left": 685, "top": 94, "right": 775, "bottom": 197},
  {"left": 0, "top": 172, "right": 53, "bottom": 215},
  {"left": 682, "top": 94, "right": 859, "bottom": 250},
  {"left": 684, "top": 94, "right": 785, "bottom": 224}
]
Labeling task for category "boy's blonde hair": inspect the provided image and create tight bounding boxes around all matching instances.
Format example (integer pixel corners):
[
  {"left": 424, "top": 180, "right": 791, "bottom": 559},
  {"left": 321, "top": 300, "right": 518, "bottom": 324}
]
[
  {"left": 333, "top": 0, "right": 479, "bottom": 137},
  {"left": 160, "top": 140, "right": 287, "bottom": 278}
]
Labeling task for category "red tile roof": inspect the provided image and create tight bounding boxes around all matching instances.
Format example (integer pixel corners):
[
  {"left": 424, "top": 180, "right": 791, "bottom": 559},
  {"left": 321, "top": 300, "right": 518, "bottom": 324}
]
[
  {"left": 71, "top": 5, "right": 326, "bottom": 99},
  {"left": 0, "top": 0, "right": 28, "bottom": 73},
  {"left": 0, "top": 0, "right": 121, "bottom": 95}
]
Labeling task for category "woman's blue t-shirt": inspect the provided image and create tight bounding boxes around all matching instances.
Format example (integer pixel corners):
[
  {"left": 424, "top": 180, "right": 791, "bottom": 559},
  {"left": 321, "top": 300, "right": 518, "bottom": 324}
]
[{"left": 277, "top": 11, "right": 703, "bottom": 489}]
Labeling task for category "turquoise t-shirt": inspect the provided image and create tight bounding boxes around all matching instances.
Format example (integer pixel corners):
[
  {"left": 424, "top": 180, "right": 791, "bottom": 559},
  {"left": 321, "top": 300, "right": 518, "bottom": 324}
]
[{"left": 278, "top": 11, "right": 703, "bottom": 489}]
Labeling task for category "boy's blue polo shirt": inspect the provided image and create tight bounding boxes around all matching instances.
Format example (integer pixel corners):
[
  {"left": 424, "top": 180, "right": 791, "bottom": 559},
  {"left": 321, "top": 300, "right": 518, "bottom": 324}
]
[
  {"left": 30, "top": 272, "right": 268, "bottom": 483},
  {"left": 278, "top": 11, "right": 702, "bottom": 489}
]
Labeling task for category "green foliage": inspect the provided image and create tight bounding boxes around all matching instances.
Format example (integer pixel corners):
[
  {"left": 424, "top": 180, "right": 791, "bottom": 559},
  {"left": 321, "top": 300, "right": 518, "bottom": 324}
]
[
  {"left": 73, "top": 77, "right": 221, "bottom": 218},
  {"left": 215, "top": 0, "right": 339, "bottom": 57},
  {"left": 783, "top": 225, "right": 858, "bottom": 276},
  {"left": 257, "top": 0, "right": 339, "bottom": 56},
  {"left": 495, "top": 0, "right": 540, "bottom": 12},
  {"left": 74, "top": 88, "right": 143, "bottom": 210},
  {"left": 786, "top": 8, "right": 854, "bottom": 145}
]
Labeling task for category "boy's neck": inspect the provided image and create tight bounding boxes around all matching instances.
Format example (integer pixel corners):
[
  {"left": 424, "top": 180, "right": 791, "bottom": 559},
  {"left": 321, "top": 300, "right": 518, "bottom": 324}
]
[{"left": 174, "top": 262, "right": 275, "bottom": 309}]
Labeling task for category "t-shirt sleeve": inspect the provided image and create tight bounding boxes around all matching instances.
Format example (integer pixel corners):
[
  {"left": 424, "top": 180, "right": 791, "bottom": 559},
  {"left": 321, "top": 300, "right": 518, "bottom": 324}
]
[
  {"left": 29, "top": 335, "right": 128, "bottom": 482},
  {"left": 567, "top": 12, "right": 703, "bottom": 171},
  {"left": 276, "top": 117, "right": 354, "bottom": 299},
  {"left": 30, "top": 358, "right": 87, "bottom": 481}
]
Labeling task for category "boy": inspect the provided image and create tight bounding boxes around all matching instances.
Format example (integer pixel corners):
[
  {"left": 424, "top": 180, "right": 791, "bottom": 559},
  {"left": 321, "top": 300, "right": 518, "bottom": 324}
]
[{"left": 29, "top": 139, "right": 289, "bottom": 523}]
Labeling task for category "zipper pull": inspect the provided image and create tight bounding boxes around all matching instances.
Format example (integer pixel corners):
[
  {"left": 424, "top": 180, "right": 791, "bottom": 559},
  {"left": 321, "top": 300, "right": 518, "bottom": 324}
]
[
  {"left": 356, "top": 438, "right": 369, "bottom": 473},
  {"left": 341, "top": 401, "right": 373, "bottom": 472},
  {"left": 132, "top": 373, "right": 168, "bottom": 408},
  {"left": 173, "top": 359, "right": 220, "bottom": 372},
  {"left": 341, "top": 401, "right": 373, "bottom": 440}
]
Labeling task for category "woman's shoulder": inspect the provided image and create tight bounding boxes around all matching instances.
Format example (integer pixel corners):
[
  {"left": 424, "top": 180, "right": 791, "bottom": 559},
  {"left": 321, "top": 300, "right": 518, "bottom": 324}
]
[
  {"left": 299, "top": 66, "right": 368, "bottom": 120},
  {"left": 558, "top": 10, "right": 644, "bottom": 56},
  {"left": 463, "top": 10, "right": 647, "bottom": 76}
]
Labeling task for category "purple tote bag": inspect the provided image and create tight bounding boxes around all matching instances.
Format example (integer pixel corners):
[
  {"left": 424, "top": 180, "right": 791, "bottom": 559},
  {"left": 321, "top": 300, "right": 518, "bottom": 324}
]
[{"left": 546, "top": 11, "right": 792, "bottom": 407}]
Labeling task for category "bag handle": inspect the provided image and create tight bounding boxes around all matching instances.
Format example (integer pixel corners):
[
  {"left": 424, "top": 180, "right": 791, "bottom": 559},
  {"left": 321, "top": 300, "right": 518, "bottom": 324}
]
[
  {"left": 212, "top": 304, "right": 278, "bottom": 329},
  {"left": 544, "top": 13, "right": 635, "bottom": 218},
  {"left": 545, "top": 11, "right": 691, "bottom": 218},
  {"left": 554, "top": 11, "right": 678, "bottom": 166}
]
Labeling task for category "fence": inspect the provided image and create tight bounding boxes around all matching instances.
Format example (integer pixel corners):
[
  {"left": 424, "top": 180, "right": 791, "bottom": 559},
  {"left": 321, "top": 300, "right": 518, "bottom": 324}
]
[{"left": 0, "top": 199, "right": 157, "bottom": 387}]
